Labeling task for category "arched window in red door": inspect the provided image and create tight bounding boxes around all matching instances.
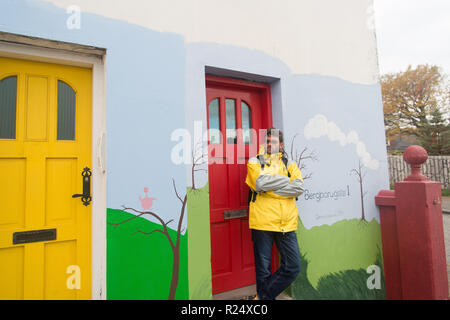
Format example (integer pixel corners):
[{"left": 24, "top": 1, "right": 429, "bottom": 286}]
[
  {"left": 241, "top": 101, "right": 252, "bottom": 145},
  {"left": 208, "top": 98, "right": 220, "bottom": 145}
]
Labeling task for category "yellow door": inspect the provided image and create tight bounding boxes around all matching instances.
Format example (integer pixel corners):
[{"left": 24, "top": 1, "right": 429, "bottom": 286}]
[{"left": 0, "top": 57, "right": 92, "bottom": 299}]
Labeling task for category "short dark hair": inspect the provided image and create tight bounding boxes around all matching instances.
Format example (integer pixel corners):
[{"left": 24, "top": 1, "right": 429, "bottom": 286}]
[{"left": 265, "top": 127, "right": 284, "bottom": 143}]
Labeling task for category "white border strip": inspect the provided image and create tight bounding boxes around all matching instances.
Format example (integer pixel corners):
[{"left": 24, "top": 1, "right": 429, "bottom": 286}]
[{"left": 0, "top": 41, "right": 107, "bottom": 300}]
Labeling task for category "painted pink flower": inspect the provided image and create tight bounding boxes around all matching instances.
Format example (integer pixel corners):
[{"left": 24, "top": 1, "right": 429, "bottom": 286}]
[{"left": 139, "top": 187, "right": 157, "bottom": 210}]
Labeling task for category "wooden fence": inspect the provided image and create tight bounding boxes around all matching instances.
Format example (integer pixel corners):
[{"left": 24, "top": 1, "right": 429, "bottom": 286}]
[{"left": 388, "top": 155, "right": 450, "bottom": 189}]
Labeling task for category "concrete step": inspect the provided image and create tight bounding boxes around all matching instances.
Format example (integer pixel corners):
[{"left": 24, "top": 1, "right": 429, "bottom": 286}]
[{"left": 212, "top": 284, "right": 292, "bottom": 300}]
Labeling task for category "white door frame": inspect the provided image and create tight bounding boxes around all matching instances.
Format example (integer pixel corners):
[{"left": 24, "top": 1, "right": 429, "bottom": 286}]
[{"left": 0, "top": 34, "right": 107, "bottom": 300}]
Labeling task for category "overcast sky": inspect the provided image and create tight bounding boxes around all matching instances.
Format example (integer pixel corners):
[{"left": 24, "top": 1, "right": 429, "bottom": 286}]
[{"left": 374, "top": 0, "right": 450, "bottom": 76}]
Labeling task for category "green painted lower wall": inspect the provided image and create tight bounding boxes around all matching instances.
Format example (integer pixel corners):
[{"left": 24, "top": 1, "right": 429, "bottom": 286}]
[
  {"left": 106, "top": 185, "right": 385, "bottom": 300},
  {"left": 186, "top": 183, "right": 212, "bottom": 300},
  {"left": 107, "top": 208, "right": 189, "bottom": 300},
  {"left": 292, "top": 218, "right": 385, "bottom": 299},
  {"left": 106, "top": 183, "right": 212, "bottom": 300}
]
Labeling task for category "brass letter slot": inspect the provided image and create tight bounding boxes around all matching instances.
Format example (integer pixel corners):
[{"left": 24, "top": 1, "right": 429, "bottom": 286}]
[
  {"left": 224, "top": 209, "right": 248, "bottom": 220},
  {"left": 13, "top": 229, "right": 57, "bottom": 245}
]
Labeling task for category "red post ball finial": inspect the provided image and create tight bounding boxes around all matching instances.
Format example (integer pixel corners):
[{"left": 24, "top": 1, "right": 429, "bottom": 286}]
[{"left": 403, "top": 145, "right": 429, "bottom": 181}]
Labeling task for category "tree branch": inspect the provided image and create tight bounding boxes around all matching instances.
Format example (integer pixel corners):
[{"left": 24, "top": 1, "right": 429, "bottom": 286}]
[
  {"left": 131, "top": 228, "right": 166, "bottom": 237},
  {"left": 172, "top": 178, "right": 184, "bottom": 204},
  {"left": 289, "top": 135, "right": 318, "bottom": 180},
  {"left": 108, "top": 206, "right": 176, "bottom": 250}
]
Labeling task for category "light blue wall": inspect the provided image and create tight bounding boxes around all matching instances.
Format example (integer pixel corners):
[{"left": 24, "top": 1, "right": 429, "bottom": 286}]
[
  {"left": 0, "top": 0, "right": 187, "bottom": 225},
  {"left": 285, "top": 74, "right": 389, "bottom": 228}
]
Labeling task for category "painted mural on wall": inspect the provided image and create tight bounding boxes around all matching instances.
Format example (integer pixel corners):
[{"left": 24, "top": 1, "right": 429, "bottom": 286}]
[
  {"left": 181, "top": 120, "right": 387, "bottom": 300},
  {"left": 106, "top": 208, "right": 189, "bottom": 300},
  {"left": 107, "top": 144, "right": 208, "bottom": 300},
  {"left": 285, "top": 96, "right": 387, "bottom": 299},
  {"left": 293, "top": 220, "right": 385, "bottom": 299},
  {"left": 107, "top": 182, "right": 187, "bottom": 300}
]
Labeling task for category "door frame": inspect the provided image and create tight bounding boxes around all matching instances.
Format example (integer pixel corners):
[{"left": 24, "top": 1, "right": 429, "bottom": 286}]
[
  {"left": 205, "top": 74, "right": 275, "bottom": 294},
  {"left": 0, "top": 32, "right": 107, "bottom": 300},
  {"left": 205, "top": 74, "right": 273, "bottom": 129}
]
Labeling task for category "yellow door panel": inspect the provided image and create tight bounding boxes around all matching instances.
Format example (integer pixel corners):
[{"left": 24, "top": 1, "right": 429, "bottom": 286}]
[
  {"left": 44, "top": 240, "right": 77, "bottom": 300},
  {"left": 0, "top": 158, "right": 26, "bottom": 228},
  {"left": 0, "top": 56, "right": 92, "bottom": 300},
  {"left": 23, "top": 242, "right": 45, "bottom": 299},
  {"left": 45, "top": 158, "right": 77, "bottom": 224},
  {"left": 25, "top": 75, "right": 50, "bottom": 141},
  {"left": 0, "top": 246, "right": 24, "bottom": 299}
]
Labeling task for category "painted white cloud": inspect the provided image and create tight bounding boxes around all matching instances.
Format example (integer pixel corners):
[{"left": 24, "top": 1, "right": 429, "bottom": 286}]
[{"left": 304, "top": 114, "right": 380, "bottom": 170}]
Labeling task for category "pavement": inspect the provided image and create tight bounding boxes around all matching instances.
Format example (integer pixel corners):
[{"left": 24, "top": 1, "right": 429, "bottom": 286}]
[
  {"left": 212, "top": 284, "right": 291, "bottom": 300},
  {"left": 443, "top": 196, "right": 450, "bottom": 214}
]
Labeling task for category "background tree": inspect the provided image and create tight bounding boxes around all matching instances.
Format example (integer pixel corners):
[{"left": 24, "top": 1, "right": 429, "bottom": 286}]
[
  {"left": 443, "top": 123, "right": 450, "bottom": 154},
  {"left": 381, "top": 64, "right": 450, "bottom": 154},
  {"left": 417, "top": 107, "right": 450, "bottom": 155}
]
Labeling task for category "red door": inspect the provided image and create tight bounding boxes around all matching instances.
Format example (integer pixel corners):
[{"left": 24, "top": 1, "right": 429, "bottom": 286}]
[{"left": 206, "top": 75, "right": 276, "bottom": 294}]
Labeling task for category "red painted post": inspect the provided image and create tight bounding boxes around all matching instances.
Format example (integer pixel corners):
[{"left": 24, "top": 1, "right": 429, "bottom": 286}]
[
  {"left": 375, "top": 145, "right": 449, "bottom": 300},
  {"left": 375, "top": 190, "right": 402, "bottom": 299}
]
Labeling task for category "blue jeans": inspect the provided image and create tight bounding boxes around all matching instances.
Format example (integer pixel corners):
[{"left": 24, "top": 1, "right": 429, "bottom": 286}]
[{"left": 251, "top": 229, "right": 301, "bottom": 300}]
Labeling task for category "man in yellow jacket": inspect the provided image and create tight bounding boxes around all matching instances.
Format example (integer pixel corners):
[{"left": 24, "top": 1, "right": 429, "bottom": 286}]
[{"left": 245, "top": 128, "right": 304, "bottom": 300}]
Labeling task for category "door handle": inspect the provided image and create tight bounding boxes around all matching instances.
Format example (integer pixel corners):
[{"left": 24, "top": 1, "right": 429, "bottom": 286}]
[{"left": 72, "top": 167, "right": 92, "bottom": 206}]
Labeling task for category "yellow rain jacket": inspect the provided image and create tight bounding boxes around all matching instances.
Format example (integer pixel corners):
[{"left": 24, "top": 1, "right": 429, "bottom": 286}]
[{"left": 245, "top": 145, "right": 304, "bottom": 233}]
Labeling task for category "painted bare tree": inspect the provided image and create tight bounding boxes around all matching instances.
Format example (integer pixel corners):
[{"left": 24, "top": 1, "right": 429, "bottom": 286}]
[
  {"left": 108, "top": 142, "right": 207, "bottom": 300},
  {"left": 288, "top": 133, "right": 318, "bottom": 180},
  {"left": 190, "top": 141, "right": 208, "bottom": 190},
  {"left": 350, "top": 161, "right": 368, "bottom": 222}
]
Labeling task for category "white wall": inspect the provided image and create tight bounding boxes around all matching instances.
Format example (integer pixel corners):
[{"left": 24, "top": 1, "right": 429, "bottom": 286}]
[{"left": 44, "top": 0, "right": 379, "bottom": 85}]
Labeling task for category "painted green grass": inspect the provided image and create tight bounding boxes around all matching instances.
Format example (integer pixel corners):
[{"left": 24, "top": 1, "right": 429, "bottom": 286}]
[
  {"left": 107, "top": 208, "right": 189, "bottom": 300},
  {"left": 186, "top": 183, "right": 213, "bottom": 300},
  {"left": 293, "top": 249, "right": 385, "bottom": 300},
  {"left": 292, "top": 218, "right": 385, "bottom": 299}
]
